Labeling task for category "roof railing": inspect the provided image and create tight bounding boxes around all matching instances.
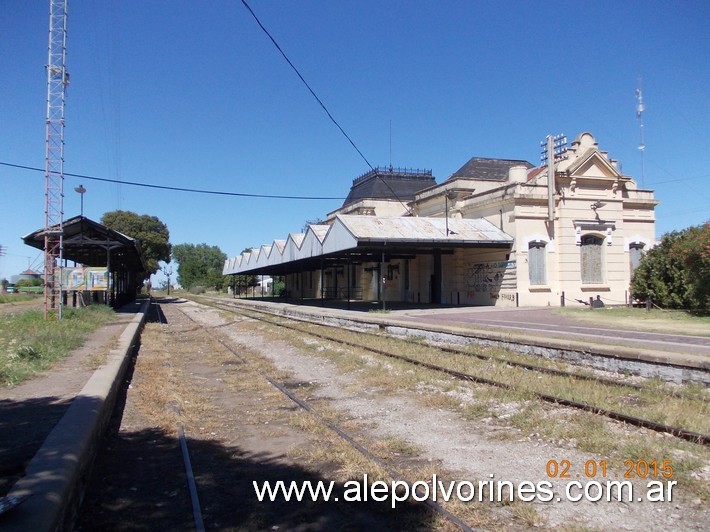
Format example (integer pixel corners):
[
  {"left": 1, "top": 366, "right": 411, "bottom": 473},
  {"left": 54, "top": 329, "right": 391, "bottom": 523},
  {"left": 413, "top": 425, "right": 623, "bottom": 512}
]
[{"left": 352, "top": 166, "right": 433, "bottom": 185}]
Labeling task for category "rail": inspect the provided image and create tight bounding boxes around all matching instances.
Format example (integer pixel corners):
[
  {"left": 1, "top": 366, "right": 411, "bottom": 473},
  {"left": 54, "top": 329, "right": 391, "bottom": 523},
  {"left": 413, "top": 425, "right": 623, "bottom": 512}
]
[
  {"left": 207, "top": 299, "right": 709, "bottom": 446},
  {"left": 352, "top": 166, "right": 432, "bottom": 186}
]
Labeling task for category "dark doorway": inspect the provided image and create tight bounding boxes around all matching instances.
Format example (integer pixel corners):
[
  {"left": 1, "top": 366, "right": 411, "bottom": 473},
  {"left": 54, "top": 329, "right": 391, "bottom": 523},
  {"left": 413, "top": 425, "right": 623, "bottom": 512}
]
[{"left": 430, "top": 251, "right": 442, "bottom": 304}]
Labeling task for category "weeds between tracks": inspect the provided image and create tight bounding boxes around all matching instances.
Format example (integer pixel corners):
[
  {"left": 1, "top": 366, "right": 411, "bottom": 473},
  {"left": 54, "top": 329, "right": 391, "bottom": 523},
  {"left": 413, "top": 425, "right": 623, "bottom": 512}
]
[{"left": 200, "top": 299, "right": 709, "bottom": 502}]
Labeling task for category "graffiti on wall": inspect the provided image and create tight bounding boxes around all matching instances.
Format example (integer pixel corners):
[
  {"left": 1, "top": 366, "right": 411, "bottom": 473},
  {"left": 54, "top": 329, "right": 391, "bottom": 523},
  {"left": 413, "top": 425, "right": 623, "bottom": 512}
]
[
  {"left": 465, "top": 260, "right": 516, "bottom": 294},
  {"left": 61, "top": 267, "right": 110, "bottom": 291}
]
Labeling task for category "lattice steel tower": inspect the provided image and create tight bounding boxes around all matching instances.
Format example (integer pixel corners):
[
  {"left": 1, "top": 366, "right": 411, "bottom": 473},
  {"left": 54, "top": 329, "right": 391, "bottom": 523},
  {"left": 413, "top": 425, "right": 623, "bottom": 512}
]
[{"left": 44, "top": 0, "right": 69, "bottom": 318}]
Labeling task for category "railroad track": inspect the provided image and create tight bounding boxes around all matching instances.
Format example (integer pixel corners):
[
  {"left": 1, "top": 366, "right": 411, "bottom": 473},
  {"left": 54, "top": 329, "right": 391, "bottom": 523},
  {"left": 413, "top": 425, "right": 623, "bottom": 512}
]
[
  {"left": 197, "top": 296, "right": 709, "bottom": 447},
  {"left": 150, "top": 299, "right": 206, "bottom": 532},
  {"left": 170, "top": 301, "right": 475, "bottom": 531}
]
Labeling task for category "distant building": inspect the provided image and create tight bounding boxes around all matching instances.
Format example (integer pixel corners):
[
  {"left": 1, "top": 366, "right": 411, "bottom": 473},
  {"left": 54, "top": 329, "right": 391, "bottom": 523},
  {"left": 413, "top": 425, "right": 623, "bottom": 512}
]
[
  {"left": 224, "top": 132, "right": 657, "bottom": 307},
  {"left": 11, "top": 269, "right": 43, "bottom": 284}
]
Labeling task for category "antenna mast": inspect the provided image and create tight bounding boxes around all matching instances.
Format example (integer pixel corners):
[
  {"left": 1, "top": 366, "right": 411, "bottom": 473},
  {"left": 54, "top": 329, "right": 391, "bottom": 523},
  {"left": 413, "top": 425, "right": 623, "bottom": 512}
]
[
  {"left": 636, "top": 80, "right": 645, "bottom": 188},
  {"left": 44, "top": 0, "right": 69, "bottom": 319}
]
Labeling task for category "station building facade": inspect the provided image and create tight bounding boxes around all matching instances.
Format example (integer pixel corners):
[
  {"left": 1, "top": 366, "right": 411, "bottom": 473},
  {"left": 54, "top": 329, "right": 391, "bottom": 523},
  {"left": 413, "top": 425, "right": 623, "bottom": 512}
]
[{"left": 224, "top": 132, "right": 658, "bottom": 307}]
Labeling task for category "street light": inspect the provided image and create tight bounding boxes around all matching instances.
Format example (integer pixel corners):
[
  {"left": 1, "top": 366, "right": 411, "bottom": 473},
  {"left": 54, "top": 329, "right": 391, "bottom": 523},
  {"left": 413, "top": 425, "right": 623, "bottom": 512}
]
[{"left": 74, "top": 184, "right": 86, "bottom": 217}]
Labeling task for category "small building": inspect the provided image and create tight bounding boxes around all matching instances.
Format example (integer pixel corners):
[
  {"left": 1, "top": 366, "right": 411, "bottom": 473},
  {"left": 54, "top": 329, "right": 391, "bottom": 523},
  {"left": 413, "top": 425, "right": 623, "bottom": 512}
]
[
  {"left": 15, "top": 269, "right": 43, "bottom": 283},
  {"left": 23, "top": 215, "right": 148, "bottom": 307},
  {"left": 224, "top": 132, "right": 657, "bottom": 307}
]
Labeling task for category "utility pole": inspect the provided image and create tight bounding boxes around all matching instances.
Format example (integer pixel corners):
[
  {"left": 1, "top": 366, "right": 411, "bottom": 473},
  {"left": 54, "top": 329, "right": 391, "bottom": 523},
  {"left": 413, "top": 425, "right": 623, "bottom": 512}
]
[
  {"left": 44, "top": 0, "right": 69, "bottom": 319},
  {"left": 0, "top": 245, "right": 5, "bottom": 282},
  {"left": 540, "top": 134, "right": 567, "bottom": 224}
]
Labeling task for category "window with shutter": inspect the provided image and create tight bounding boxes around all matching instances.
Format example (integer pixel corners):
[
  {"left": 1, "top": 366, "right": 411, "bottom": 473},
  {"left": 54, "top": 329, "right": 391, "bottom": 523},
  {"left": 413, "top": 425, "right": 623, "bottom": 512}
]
[
  {"left": 581, "top": 235, "right": 603, "bottom": 283},
  {"left": 528, "top": 242, "right": 546, "bottom": 285}
]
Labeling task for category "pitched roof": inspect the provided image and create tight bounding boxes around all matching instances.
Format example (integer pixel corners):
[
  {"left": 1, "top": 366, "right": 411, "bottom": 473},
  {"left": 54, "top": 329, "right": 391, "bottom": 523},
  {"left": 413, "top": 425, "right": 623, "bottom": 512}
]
[
  {"left": 336, "top": 215, "right": 512, "bottom": 244},
  {"left": 224, "top": 215, "right": 513, "bottom": 276},
  {"left": 343, "top": 167, "right": 436, "bottom": 207},
  {"left": 22, "top": 215, "right": 147, "bottom": 273},
  {"left": 448, "top": 157, "right": 534, "bottom": 181}
]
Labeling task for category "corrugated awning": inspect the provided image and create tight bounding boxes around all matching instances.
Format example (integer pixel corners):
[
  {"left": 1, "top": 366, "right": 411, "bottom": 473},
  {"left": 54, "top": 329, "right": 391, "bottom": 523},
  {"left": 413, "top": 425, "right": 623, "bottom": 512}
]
[{"left": 224, "top": 215, "right": 512, "bottom": 276}]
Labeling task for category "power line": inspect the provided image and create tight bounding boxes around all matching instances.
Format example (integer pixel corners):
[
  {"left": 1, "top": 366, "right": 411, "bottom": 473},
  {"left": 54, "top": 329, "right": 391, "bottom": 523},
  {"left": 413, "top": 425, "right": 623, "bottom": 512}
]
[
  {"left": 238, "top": 3, "right": 415, "bottom": 215},
  {"left": 240, "top": 0, "right": 373, "bottom": 171},
  {"left": 0, "top": 161, "right": 345, "bottom": 201}
]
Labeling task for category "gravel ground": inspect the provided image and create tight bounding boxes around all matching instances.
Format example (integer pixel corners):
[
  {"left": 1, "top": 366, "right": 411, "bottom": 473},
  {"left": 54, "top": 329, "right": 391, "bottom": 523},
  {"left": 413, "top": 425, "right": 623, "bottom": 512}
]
[
  {"left": 56, "top": 297, "right": 709, "bottom": 530},
  {"left": 76, "top": 299, "right": 436, "bottom": 530},
  {"left": 182, "top": 299, "right": 707, "bottom": 530}
]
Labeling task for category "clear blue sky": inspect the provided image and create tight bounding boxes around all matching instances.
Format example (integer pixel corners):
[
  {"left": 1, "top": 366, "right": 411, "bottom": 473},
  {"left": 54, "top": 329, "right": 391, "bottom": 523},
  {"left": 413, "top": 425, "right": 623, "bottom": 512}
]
[{"left": 1, "top": 1, "right": 708, "bottom": 284}]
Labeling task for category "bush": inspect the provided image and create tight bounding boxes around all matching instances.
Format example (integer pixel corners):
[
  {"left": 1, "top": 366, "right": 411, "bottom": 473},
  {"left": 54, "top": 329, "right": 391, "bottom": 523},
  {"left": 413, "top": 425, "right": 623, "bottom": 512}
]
[
  {"left": 189, "top": 285, "right": 206, "bottom": 294},
  {"left": 631, "top": 222, "right": 709, "bottom": 311}
]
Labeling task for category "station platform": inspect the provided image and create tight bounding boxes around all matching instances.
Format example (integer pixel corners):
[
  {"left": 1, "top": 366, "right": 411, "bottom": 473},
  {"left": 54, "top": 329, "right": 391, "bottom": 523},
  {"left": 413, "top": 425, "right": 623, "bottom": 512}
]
[
  {"left": 229, "top": 296, "right": 710, "bottom": 373},
  {"left": 0, "top": 299, "right": 149, "bottom": 530}
]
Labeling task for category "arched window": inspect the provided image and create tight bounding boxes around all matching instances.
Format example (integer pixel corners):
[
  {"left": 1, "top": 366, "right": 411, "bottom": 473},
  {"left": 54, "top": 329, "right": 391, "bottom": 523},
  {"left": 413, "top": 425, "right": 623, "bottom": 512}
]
[
  {"left": 581, "top": 235, "right": 603, "bottom": 284},
  {"left": 629, "top": 242, "right": 645, "bottom": 273},
  {"left": 528, "top": 241, "right": 546, "bottom": 285}
]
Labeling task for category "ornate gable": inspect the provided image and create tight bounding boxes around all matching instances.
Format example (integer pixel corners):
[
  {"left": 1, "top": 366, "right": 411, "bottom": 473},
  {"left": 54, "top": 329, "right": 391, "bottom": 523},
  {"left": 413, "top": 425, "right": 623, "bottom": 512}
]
[
  {"left": 566, "top": 151, "right": 621, "bottom": 180},
  {"left": 558, "top": 132, "right": 622, "bottom": 181},
  {"left": 555, "top": 132, "right": 629, "bottom": 196}
]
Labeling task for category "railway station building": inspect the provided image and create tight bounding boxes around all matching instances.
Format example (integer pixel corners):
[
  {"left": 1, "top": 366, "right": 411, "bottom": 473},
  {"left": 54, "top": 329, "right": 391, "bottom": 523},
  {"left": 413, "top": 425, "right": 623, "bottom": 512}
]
[{"left": 224, "top": 132, "right": 658, "bottom": 307}]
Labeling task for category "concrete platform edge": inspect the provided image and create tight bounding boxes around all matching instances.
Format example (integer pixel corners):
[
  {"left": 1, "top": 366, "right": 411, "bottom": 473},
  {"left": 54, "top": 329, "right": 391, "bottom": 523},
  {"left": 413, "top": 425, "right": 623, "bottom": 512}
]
[
  {"left": 2, "top": 299, "right": 150, "bottom": 532},
  {"left": 230, "top": 298, "right": 709, "bottom": 372}
]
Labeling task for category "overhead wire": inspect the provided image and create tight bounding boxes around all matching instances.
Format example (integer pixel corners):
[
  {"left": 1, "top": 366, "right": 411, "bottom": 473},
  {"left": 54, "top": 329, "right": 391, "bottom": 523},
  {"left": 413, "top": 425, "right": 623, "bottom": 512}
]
[
  {"left": 239, "top": 0, "right": 415, "bottom": 215},
  {"left": 4, "top": 4, "right": 421, "bottom": 211},
  {"left": 0, "top": 162, "right": 345, "bottom": 201},
  {"left": 239, "top": 0, "right": 373, "bottom": 171}
]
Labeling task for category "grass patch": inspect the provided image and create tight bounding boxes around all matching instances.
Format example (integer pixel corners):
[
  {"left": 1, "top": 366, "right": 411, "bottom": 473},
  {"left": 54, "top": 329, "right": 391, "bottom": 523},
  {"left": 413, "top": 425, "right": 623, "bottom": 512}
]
[
  {"left": 0, "top": 304, "right": 115, "bottom": 386},
  {"left": 555, "top": 307, "right": 710, "bottom": 336},
  {"left": 0, "top": 294, "right": 41, "bottom": 304}
]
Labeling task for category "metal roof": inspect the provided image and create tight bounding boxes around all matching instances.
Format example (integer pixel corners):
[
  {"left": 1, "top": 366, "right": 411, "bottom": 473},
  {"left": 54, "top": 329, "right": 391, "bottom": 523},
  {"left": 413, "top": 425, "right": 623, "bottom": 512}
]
[
  {"left": 223, "top": 215, "right": 512, "bottom": 276},
  {"left": 336, "top": 215, "right": 511, "bottom": 243},
  {"left": 22, "top": 215, "right": 148, "bottom": 273}
]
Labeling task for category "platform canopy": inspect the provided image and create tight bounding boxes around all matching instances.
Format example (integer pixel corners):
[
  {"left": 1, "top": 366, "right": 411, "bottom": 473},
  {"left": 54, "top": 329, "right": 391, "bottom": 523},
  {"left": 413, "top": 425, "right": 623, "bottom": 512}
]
[
  {"left": 23, "top": 215, "right": 148, "bottom": 274},
  {"left": 224, "top": 214, "right": 513, "bottom": 276}
]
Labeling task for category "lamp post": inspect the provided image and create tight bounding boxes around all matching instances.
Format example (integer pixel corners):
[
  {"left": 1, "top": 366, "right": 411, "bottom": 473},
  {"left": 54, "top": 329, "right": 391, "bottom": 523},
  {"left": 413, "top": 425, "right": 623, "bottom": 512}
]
[
  {"left": 74, "top": 184, "right": 86, "bottom": 216},
  {"left": 165, "top": 267, "right": 172, "bottom": 295}
]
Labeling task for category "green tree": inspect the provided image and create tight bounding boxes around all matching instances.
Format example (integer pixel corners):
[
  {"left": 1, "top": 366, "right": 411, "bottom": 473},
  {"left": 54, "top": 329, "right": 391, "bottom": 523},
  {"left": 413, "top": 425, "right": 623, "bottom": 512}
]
[
  {"left": 172, "top": 243, "right": 227, "bottom": 291},
  {"left": 669, "top": 222, "right": 710, "bottom": 309},
  {"left": 101, "top": 210, "right": 171, "bottom": 277},
  {"left": 224, "top": 247, "right": 256, "bottom": 295},
  {"left": 631, "top": 222, "right": 709, "bottom": 311},
  {"left": 227, "top": 274, "right": 259, "bottom": 295},
  {"left": 15, "top": 278, "right": 43, "bottom": 288}
]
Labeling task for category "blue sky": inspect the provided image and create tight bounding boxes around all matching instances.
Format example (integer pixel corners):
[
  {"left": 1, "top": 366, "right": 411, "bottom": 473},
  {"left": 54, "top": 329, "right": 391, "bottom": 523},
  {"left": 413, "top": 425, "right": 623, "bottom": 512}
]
[{"left": 1, "top": 1, "right": 708, "bottom": 284}]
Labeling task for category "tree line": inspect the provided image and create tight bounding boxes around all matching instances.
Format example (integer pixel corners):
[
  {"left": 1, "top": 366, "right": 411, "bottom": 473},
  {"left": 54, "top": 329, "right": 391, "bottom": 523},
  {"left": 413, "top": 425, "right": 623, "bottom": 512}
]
[{"left": 100, "top": 210, "right": 236, "bottom": 292}]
